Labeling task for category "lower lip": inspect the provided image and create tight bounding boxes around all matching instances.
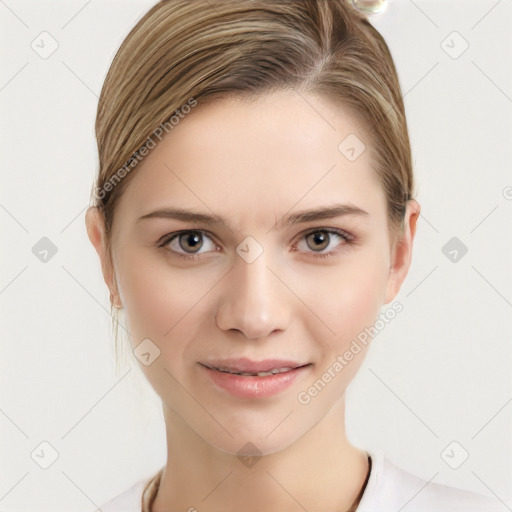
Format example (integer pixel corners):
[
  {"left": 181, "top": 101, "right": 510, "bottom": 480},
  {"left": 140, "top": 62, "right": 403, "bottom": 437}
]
[{"left": 200, "top": 364, "right": 311, "bottom": 399}]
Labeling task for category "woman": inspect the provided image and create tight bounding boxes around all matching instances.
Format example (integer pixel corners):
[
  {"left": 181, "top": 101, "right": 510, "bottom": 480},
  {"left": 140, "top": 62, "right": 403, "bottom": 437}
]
[{"left": 86, "top": 1, "right": 504, "bottom": 510}]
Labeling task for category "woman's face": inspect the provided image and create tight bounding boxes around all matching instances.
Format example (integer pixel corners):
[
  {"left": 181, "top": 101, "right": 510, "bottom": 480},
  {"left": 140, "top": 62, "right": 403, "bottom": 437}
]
[{"left": 88, "top": 90, "right": 418, "bottom": 456}]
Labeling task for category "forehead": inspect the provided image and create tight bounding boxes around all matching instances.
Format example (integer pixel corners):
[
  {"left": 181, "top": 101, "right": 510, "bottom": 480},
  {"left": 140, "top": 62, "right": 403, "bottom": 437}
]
[{"left": 114, "top": 91, "right": 386, "bottom": 229}]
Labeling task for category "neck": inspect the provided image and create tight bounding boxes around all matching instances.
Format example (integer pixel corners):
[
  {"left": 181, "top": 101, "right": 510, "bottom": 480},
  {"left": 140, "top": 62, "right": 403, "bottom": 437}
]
[{"left": 151, "top": 397, "right": 370, "bottom": 512}]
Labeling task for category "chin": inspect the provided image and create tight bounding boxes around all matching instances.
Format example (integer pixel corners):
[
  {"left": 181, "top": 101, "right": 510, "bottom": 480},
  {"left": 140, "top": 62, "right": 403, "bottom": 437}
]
[
  {"left": 204, "top": 430, "right": 300, "bottom": 458},
  {"left": 195, "top": 407, "right": 321, "bottom": 458}
]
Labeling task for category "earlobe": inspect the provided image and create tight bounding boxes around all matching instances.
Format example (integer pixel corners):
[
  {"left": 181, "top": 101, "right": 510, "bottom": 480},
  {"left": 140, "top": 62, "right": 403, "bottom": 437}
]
[
  {"left": 384, "top": 200, "right": 421, "bottom": 304},
  {"left": 85, "top": 207, "right": 122, "bottom": 307}
]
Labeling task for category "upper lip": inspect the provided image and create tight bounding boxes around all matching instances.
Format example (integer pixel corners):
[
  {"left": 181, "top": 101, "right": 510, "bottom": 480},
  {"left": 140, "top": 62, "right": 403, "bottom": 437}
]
[{"left": 200, "top": 358, "right": 310, "bottom": 373}]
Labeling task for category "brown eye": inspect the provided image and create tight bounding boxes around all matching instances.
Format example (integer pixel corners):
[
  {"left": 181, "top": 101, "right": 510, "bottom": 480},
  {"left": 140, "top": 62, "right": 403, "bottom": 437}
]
[
  {"left": 178, "top": 231, "right": 204, "bottom": 253},
  {"left": 305, "top": 231, "right": 330, "bottom": 251},
  {"left": 161, "top": 230, "right": 219, "bottom": 259},
  {"left": 295, "top": 228, "right": 353, "bottom": 258}
]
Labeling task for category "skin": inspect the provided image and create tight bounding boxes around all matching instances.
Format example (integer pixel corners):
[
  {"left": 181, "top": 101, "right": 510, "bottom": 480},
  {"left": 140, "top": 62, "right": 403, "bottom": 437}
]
[{"left": 86, "top": 90, "right": 419, "bottom": 512}]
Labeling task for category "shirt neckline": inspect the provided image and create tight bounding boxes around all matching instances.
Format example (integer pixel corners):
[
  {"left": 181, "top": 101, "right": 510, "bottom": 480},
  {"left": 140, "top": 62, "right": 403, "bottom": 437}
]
[{"left": 354, "top": 448, "right": 384, "bottom": 510}]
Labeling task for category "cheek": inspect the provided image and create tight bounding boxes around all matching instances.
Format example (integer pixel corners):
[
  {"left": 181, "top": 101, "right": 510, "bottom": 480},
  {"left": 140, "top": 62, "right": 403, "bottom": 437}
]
[
  {"left": 298, "top": 245, "right": 390, "bottom": 351},
  {"left": 304, "top": 252, "right": 388, "bottom": 316},
  {"left": 114, "top": 249, "right": 216, "bottom": 349},
  {"left": 115, "top": 252, "right": 221, "bottom": 399}
]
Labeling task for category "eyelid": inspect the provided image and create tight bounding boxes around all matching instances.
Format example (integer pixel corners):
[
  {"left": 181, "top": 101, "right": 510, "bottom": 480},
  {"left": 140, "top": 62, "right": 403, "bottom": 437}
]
[
  {"left": 157, "top": 229, "right": 216, "bottom": 247},
  {"left": 299, "top": 226, "right": 354, "bottom": 242},
  {"left": 158, "top": 226, "right": 355, "bottom": 260}
]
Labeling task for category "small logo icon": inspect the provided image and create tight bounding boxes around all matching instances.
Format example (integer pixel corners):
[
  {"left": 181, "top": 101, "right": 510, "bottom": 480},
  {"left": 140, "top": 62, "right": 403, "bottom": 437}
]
[
  {"left": 237, "top": 442, "right": 263, "bottom": 468},
  {"left": 503, "top": 186, "right": 512, "bottom": 200},
  {"left": 32, "top": 237, "right": 58, "bottom": 263},
  {"left": 442, "top": 237, "right": 468, "bottom": 263},
  {"left": 31, "top": 31, "right": 59, "bottom": 59},
  {"left": 338, "top": 134, "right": 366, "bottom": 162},
  {"left": 441, "top": 31, "right": 469, "bottom": 59},
  {"left": 440, "top": 441, "right": 469, "bottom": 469},
  {"left": 236, "top": 236, "right": 263, "bottom": 264},
  {"left": 133, "top": 338, "right": 160, "bottom": 366},
  {"left": 31, "top": 441, "right": 59, "bottom": 469}
]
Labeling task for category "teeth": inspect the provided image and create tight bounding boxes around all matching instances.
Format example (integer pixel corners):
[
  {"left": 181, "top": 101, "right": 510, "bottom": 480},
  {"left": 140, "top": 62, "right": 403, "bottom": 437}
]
[
  {"left": 215, "top": 366, "right": 294, "bottom": 376},
  {"left": 256, "top": 367, "right": 293, "bottom": 376}
]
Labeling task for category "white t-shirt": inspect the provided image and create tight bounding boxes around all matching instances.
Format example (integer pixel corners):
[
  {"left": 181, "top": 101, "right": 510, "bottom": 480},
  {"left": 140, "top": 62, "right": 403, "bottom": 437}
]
[{"left": 99, "top": 449, "right": 508, "bottom": 511}]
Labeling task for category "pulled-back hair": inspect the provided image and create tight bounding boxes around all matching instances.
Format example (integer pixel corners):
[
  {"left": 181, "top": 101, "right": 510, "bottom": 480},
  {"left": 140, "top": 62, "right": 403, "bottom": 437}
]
[{"left": 93, "top": 0, "right": 413, "bottom": 239}]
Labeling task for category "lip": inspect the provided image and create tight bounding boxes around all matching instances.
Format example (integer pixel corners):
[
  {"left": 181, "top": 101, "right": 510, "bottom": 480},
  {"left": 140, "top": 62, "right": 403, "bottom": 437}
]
[
  {"left": 200, "top": 357, "right": 309, "bottom": 374},
  {"left": 198, "top": 358, "right": 312, "bottom": 399}
]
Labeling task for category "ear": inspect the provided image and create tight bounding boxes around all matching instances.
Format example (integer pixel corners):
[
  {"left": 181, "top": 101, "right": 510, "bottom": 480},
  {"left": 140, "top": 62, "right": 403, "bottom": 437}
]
[
  {"left": 85, "top": 206, "right": 122, "bottom": 308},
  {"left": 384, "top": 199, "right": 421, "bottom": 304}
]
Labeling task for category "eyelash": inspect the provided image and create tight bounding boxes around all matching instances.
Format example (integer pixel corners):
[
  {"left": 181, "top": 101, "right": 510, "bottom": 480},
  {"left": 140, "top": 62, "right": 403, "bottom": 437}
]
[{"left": 157, "top": 228, "right": 355, "bottom": 261}]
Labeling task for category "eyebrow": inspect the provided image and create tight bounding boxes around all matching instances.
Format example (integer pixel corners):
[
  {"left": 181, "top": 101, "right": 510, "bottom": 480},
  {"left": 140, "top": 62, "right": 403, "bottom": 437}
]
[{"left": 137, "top": 203, "right": 368, "bottom": 227}]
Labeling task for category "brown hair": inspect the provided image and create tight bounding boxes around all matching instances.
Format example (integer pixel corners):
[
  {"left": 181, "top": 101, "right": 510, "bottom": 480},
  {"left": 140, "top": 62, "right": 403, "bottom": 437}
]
[{"left": 91, "top": 0, "right": 414, "bottom": 363}]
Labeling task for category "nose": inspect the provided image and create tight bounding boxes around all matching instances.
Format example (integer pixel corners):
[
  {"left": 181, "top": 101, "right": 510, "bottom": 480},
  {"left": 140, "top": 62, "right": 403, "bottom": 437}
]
[{"left": 215, "top": 248, "right": 291, "bottom": 340}]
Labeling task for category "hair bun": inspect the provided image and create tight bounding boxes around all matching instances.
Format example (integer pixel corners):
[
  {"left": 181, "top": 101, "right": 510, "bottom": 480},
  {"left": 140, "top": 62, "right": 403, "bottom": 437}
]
[{"left": 347, "top": 0, "right": 388, "bottom": 14}]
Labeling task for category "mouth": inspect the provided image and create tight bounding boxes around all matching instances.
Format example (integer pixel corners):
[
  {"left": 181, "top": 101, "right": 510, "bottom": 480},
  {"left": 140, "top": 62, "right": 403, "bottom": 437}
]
[
  {"left": 199, "top": 357, "right": 311, "bottom": 376},
  {"left": 202, "top": 364, "right": 305, "bottom": 377},
  {"left": 198, "top": 359, "right": 312, "bottom": 398}
]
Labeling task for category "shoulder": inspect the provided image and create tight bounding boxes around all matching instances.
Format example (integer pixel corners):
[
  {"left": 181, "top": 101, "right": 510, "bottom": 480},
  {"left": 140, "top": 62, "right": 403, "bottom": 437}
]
[
  {"left": 357, "top": 449, "right": 508, "bottom": 512},
  {"left": 97, "top": 478, "right": 147, "bottom": 512}
]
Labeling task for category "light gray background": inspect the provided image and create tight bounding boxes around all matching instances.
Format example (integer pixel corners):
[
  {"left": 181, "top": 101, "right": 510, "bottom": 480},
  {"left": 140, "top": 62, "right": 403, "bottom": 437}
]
[{"left": 1, "top": 0, "right": 511, "bottom": 510}]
